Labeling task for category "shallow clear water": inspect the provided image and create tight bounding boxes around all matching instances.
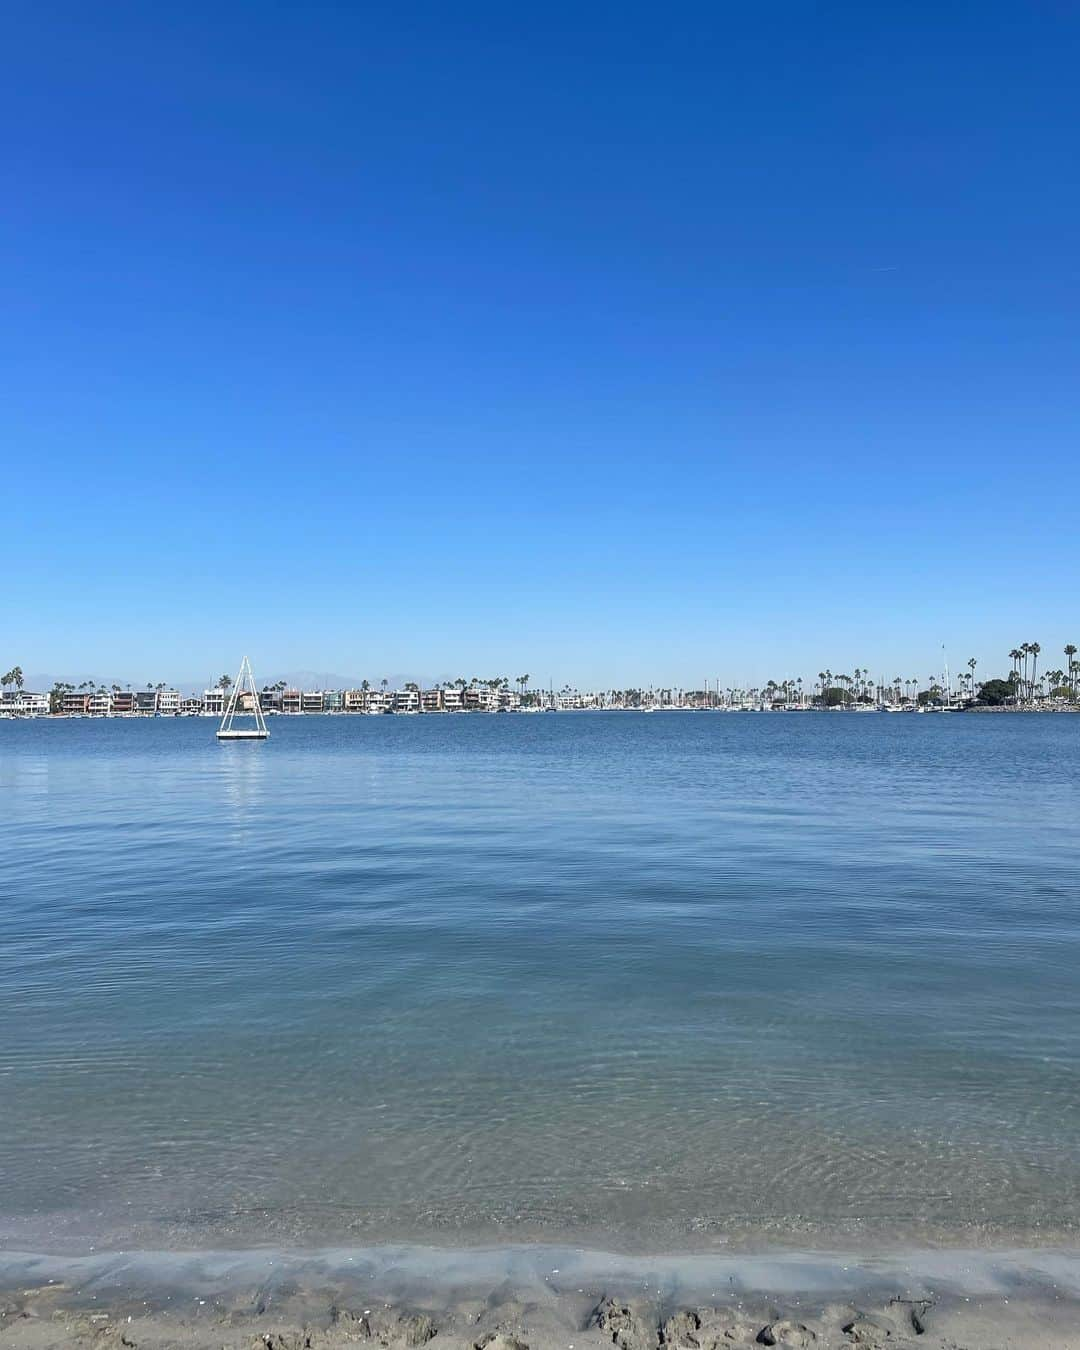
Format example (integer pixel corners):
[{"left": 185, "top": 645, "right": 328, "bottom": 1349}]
[{"left": 1, "top": 713, "right": 1078, "bottom": 1253}]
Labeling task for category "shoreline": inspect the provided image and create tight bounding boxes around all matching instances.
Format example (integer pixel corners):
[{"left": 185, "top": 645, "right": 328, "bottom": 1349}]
[
  {"left": 4, "top": 1240, "right": 1080, "bottom": 1349},
  {"left": 4, "top": 705, "right": 1079, "bottom": 720}
]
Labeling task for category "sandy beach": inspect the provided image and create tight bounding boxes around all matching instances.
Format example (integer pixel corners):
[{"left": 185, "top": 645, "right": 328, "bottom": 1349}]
[{"left": 3, "top": 1244, "right": 1080, "bottom": 1350}]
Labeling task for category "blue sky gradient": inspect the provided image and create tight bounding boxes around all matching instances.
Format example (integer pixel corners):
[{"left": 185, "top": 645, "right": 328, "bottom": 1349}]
[{"left": 4, "top": 3, "right": 1079, "bottom": 686}]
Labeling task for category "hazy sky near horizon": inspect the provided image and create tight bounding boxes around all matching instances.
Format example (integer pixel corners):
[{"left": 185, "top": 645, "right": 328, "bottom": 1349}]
[{"left": 4, "top": 3, "right": 1079, "bottom": 687}]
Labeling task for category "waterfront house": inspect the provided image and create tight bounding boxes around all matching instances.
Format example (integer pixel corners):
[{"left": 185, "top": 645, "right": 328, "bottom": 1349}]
[
  {"left": 158, "top": 689, "right": 180, "bottom": 715},
  {"left": 180, "top": 696, "right": 203, "bottom": 715},
  {"left": 281, "top": 688, "right": 302, "bottom": 714},
  {"left": 442, "top": 687, "right": 464, "bottom": 712},
  {"left": 464, "top": 685, "right": 498, "bottom": 712},
  {"left": 393, "top": 688, "right": 421, "bottom": 713},
  {"left": 343, "top": 688, "right": 367, "bottom": 713},
  {"left": 203, "top": 688, "right": 226, "bottom": 716},
  {"left": 112, "top": 691, "right": 136, "bottom": 714},
  {"left": 61, "top": 692, "right": 91, "bottom": 715},
  {"left": 1, "top": 690, "right": 49, "bottom": 716},
  {"left": 324, "top": 690, "right": 344, "bottom": 713},
  {"left": 302, "top": 690, "right": 325, "bottom": 713},
  {"left": 421, "top": 688, "right": 443, "bottom": 712},
  {"left": 135, "top": 690, "right": 159, "bottom": 715},
  {"left": 88, "top": 691, "right": 113, "bottom": 716},
  {"left": 366, "top": 690, "right": 393, "bottom": 714}
]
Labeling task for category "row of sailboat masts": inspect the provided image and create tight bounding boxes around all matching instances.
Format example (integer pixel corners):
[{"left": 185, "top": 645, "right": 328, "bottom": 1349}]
[{"left": 216, "top": 656, "right": 269, "bottom": 740}]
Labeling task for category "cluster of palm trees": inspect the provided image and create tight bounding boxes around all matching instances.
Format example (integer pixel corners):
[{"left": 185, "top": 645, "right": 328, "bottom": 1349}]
[
  {"left": 1008, "top": 643, "right": 1042, "bottom": 702},
  {"left": 427, "top": 675, "right": 533, "bottom": 699},
  {"left": 1005, "top": 641, "right": 1078, "bottom": 703},
  {"left": 1, "top": 666, "right": 24, "bottom": 692}
]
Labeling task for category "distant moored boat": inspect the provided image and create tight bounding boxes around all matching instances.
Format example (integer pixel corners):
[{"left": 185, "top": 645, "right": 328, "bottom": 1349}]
[{"left": 216, "top": 656, "right": 269, "bottom": 740}]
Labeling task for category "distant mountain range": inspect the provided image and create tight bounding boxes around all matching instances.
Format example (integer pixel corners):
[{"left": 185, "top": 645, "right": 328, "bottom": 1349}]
[{"left": 20, "top": 671, "right": 458, "bottom": 696}]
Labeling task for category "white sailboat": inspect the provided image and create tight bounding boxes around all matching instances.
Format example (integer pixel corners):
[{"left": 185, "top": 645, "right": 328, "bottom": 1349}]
[{"left": 216, "top": 656, "right": 269, "bottom": 740}]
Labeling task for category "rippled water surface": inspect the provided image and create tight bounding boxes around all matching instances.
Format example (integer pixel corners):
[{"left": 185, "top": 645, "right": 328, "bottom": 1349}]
[{"left": 2, "top": 713, "right": 1078, "bottom": 1252}]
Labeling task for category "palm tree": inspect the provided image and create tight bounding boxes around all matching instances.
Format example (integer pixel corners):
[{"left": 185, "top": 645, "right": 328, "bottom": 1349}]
[
  {"left": 361, "top": 679, "right": 370, "bottom": 692},
  {"left": 967, "top": 657, "right": 976, "bottom": 703},
  {"left": 1028, "top": 642, "right": 1041, "bottom": 703},
  {"left": 218, "top": 674, "right": 232, "bottom": 691},
  {"left": 1007, "top": 648, "right": 1022, "bottom": 698},
  {"left": 1065, "top": 644, "right": 1077, "bottom": 698}
]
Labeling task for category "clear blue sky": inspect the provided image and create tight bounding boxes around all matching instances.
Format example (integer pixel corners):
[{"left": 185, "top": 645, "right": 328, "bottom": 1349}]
[{"left": 4, "top": 2, "right": 1078, "bottom": 688}]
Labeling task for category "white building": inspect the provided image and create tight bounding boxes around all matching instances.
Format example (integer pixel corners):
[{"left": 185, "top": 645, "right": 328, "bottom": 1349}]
[
  {"left": 1, "top": 690, "right": 49, "bottom": 716},
  {"left": 204, "top": 688, "right": 226, "bottom": 716},
  {"left": 158, "top": 689, "right": 180, "bottom": 715}
]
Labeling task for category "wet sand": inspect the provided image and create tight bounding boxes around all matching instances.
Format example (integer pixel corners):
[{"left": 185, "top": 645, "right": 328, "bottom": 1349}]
[{"left": 3, "top": 1244, "right": 1080, "bottom": 1350}]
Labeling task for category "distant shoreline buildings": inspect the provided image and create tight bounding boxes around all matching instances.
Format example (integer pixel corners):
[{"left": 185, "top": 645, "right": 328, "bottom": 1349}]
[{"left": 2, "top": 649, "right": 1079, "bottom": 720}]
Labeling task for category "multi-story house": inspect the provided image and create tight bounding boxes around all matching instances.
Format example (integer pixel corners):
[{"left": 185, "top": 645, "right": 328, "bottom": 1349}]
[
  {"left": 302, "top": 690, "right": 324, "bottom": 713},
  {"left": 158, "top": 689, "right": 180, "bottom": 716},
  {"left": 463, "top": 685, "right": 498, "bottom": 712},
  {"left": 282, "top": 688, "right": 302, "bottom": 714},
  {"left": 343, "top": 688, "right": 368, "bottom": 713},
  {"left": 135, "top": 690, "right": 159, "bottom": 715},
  {"left": 365, "top": 690, "right": 393, "bottom": 714},
  {"left": 421, "top": 688, "right": 443, "bottom": 713},
  {"left": 88, "top": 690, "right": 113, "bottom": 716},
  {"left": 260, "top": 687, "right": 283, "bottom": 713},
  {"left": 324, "top": 690, "right": 343, "bottom": 713},
  {"left": 1, "top": 690, "right": 49, "bottom": 716},
  {"left": 180, "top": 697, "right": 204, "bottom": 715},
  {"left": 393, "top": 688, "right": 421, "bottom": 713},
  {"left": 498, "top": 688, "right": 521, "bottom": 712},
  {"left": 112, "top": 691, "right": 136, "bottom": 714},
  {"left": 442, "top": 687, "right": 464, "bottom": 712},
  {"left": 203, "top": 688, "right": 226, "bottom": 716},
  {"left": 62, "top": 692, "right": 91, "bottom": 715}
]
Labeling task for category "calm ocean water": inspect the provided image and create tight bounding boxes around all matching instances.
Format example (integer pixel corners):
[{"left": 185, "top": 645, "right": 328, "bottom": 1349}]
[{"left": 1, "top": 713, "right": 1079, "bottom": 1254}]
